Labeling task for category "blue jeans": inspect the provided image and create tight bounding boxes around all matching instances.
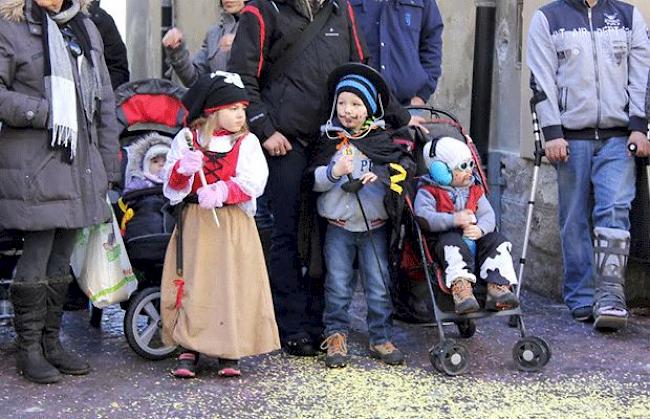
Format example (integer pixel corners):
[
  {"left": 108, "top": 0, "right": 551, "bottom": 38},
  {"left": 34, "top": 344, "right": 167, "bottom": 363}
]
[
  {"left": 556, "top": 136, "right": 635, "bottom": 311},
  {"left": 322, "top": 224, "right": 393, "bottom": 345}
]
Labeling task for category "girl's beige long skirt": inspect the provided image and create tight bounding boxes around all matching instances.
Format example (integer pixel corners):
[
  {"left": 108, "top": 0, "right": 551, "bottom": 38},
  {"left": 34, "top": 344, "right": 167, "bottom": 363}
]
[{"left": 161, "top": 204, "right": 280, "bottom": 359}]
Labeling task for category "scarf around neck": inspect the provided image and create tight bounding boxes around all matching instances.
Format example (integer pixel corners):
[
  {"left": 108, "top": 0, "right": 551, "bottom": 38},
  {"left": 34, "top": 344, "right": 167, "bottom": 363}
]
[{"left": 41, "top": 0, "right": 98, "bottom": 162}]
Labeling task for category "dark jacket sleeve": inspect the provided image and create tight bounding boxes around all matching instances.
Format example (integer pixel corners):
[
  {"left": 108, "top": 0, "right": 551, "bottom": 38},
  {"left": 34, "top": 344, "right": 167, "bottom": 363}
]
[
  {"left": 89, "top": 7, "right": 130, "bottom": 90},
  {"left": 228, "top": 2, "right": 277, "bottom": 142},
  {"left": 416, "top": 1, "right": 443, "bottom": 101},
  {"left": 344, "top": 0, "right": 369, "bottom": 64}
]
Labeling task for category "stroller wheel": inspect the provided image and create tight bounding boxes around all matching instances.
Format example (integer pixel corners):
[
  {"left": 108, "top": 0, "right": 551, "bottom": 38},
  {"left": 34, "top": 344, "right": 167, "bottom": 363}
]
[
  {"left": 456, "top": 320, "right": 476, "bottom": 338},
  {"left": 124, "top": 286, "right": 177, "bottom": 360},
  {"left": 431, "top": 339, "right": 469, "bottom": 376},
  {"left": 512, "top": 336, "right": 550, "bottom": 372}
]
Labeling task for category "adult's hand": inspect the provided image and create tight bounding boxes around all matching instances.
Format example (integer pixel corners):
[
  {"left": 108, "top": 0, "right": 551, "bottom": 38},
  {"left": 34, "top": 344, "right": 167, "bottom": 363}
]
[
  {"left": 410, "top": 96, "right": 426, "bottom": 107},
  {"left": 162, "top": 28, "right": 183, "bottom": 49},
  {"left": 263, "top": 131, "right": 293, "bottom": 157},
  {"left": 544, "top": 138, "right": 569, "bottom": 163},
  {"left": 627, "top": 131, "right": 650, "bottom": 158}
]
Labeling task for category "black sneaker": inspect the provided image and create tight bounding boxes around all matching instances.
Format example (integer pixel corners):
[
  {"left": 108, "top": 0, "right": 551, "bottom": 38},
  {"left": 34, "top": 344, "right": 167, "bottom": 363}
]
[
  {"left": 571, "top": 306, "right": 593, "bottom": 322},
  {"left": 284, "top": 337, "right": 319, "bottom": 357}
]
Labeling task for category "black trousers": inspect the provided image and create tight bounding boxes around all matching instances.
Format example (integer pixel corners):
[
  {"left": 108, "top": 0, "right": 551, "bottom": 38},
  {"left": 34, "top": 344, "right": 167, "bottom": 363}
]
[
  {"left": 14, "top": 229, "right": 78, "bottom": 283},
  {"left": 433, "top": 230, "right": 512, "bottom": 286},
  {"left": 266, "top": 141, "right": 323, "bottom": 342}
]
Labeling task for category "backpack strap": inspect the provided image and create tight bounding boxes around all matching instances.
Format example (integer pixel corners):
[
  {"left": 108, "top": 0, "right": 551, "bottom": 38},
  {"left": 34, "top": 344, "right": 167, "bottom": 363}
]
[{"left": 266, "top": 0, "right": 336, "bottom": 82}]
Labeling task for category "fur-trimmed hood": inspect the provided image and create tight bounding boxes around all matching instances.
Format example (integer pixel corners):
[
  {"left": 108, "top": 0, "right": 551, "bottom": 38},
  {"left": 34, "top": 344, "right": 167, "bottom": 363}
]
[
  {"left": 125, "top": 133, "right": 172, "bottom": 185},
  {"left": 0, "top": 0, "right": 92, "bottom": 23}
]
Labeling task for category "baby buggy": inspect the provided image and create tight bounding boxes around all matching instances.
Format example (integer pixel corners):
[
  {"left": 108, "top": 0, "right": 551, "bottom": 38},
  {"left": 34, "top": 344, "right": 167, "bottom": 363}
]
[
  {"left": 110, "top": 78, "right": 187, "bottom": 360},
  {"left": 392, "top": 106, "right": 551, "bottom": 376}
]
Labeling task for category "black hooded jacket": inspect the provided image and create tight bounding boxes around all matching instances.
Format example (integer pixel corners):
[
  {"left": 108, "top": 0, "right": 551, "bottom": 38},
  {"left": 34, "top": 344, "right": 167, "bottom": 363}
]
[{"left": 228, "top": 0, "right": 393, "bottom": 143}]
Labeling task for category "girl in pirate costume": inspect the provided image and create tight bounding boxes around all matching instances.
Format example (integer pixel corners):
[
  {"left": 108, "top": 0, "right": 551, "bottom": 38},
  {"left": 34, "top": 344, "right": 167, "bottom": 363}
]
[
  {"left": 310, "top": 63, "right": 414, "bottom": 369},
  {"left": 414, "top": 136, "right": 519, "bottom": 315},
  {"left": 161, "top": 72, "right": 279, "bottom": 379}
]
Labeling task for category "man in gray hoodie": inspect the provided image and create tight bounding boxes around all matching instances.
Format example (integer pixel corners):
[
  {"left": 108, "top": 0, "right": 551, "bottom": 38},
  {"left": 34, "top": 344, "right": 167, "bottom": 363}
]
[{"left": 527, "top": 0, "right": 650, "bottom": 330}]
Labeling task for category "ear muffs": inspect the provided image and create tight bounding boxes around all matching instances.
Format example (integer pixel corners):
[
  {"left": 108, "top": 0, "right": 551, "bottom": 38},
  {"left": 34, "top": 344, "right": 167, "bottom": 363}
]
[
  {"left": 428, "top": 161, "right": 452, "bottom": 186},
  {"left": 426, "top": 137, "right": 453, "bottom": 186}
]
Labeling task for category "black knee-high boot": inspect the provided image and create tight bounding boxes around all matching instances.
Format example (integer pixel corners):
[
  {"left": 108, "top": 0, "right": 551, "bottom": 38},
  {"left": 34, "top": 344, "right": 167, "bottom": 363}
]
[
  {"left": 10, "top": 281, "right": 61, "bottom": 384},
  {"left": 42, "top": 275, "right": 90, "bottom": 375}
]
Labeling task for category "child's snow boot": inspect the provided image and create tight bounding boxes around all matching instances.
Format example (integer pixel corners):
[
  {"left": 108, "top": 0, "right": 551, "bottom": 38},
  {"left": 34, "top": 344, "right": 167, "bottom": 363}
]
[
  {"left": 451, "top": 278, "right": 479, "bottom": 314},
  {"left": 485, "top": 283, "right": 519, "bottom": 311}
]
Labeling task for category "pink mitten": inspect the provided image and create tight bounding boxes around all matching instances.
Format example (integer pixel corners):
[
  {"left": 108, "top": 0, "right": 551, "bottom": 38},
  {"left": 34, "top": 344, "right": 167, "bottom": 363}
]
[
  {"left": 177, "top": 149, "right": 204, "bottom": 175},
  {"left": 197, "top": 181, "right": 229, "bottom": 209}
]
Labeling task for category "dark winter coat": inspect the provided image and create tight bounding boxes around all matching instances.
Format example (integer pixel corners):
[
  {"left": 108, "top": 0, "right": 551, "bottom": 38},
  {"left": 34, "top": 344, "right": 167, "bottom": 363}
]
[
  {"left": 228, "top": 0, "right": 369, "bottom": 142},
  {"left": 0, "top": 0, "right": 121, "bottom": 231},
  {"left": 88, "top": 0, "right": 130, "bottom": 90}
]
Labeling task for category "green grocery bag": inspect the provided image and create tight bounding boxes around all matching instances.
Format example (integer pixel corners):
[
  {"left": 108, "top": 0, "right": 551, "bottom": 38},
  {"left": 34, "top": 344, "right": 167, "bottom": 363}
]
[{"left": 70, "top": 198, "right": 138, "bottom": 308}]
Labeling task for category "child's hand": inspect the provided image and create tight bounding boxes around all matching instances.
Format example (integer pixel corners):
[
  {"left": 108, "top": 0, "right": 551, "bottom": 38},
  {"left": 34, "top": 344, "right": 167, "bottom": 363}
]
[
  {"left": 332, "top": 155, "right": 353, "bottom": 178},
  {"left": 359, "top": 172, "right": 378, "bottom": 184},
  {"left": 462, "top": 224, "right": 483, "bottom": 240},
  {"left": 453, "top": 209, "right": 476, "bottom": 227},
  {"left": 178, "top": 149, "right": 204, "bottom": 175},
  {"left": 197, "top": 181, "right": 229, "bottom": 209}
]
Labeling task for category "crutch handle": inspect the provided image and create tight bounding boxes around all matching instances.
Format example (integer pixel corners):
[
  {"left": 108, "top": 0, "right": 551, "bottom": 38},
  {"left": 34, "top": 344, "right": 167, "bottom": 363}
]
[{"left": 628, "top": 143, "right": 637, "bottom": 155}]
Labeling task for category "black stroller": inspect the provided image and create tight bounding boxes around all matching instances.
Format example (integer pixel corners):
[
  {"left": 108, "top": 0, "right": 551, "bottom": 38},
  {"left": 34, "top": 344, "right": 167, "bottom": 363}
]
[
  {"left": 110, "top": 79, "right": 187, "bottom": 360},
  {"left": 392, "top": 106, "right": 551, "bottom": 376}
]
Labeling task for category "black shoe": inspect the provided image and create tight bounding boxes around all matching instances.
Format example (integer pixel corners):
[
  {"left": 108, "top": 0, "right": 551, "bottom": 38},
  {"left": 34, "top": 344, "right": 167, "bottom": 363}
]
[
  {"left": 284, "top": 337, "right": 319, "bottom": 357},
  {"left": 571, "top": 306, "right": 593, "bottom": 322}
]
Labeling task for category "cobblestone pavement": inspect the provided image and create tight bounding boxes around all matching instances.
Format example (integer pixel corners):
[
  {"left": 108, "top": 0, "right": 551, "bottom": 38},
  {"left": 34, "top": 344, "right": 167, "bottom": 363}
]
[{"left": 1, "top": 289, "right": 649, "bottom": 419}]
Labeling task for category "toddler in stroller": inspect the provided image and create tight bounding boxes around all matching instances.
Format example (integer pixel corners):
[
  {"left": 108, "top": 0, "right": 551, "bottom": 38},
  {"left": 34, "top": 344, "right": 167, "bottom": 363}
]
[{"left": 414, "top": 136, "right": 519, "bottom": 314}]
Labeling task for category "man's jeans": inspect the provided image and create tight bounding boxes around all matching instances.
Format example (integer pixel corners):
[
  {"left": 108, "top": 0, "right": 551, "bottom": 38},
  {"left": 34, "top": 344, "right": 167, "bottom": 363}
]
[
  {"left": 323, "top": 224, "right": 393, "bottom": 346},
  {"left": 556, "top": 136, "right": 635, "bottom": 311}
]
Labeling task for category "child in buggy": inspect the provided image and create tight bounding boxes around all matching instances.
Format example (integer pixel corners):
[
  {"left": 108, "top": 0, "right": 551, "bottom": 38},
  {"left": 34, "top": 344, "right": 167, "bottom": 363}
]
[
  {"left": 92, "top": 78, "right": 186, "bottom": 360},
  {"left": 391, "top": 108, "right": 550, "bottom": 376},
  {"left": 414, "top": 136, "right": 519, "bottom": 314}
]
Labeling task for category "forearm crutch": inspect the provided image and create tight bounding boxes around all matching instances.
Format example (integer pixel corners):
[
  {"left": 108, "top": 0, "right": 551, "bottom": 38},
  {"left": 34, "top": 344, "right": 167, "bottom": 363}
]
[
  {"left": 627, "top": 123, "right": 650, "bottom": 202},
  {"left": 516, "top": 91, "right": 548, "bottom": 299}
]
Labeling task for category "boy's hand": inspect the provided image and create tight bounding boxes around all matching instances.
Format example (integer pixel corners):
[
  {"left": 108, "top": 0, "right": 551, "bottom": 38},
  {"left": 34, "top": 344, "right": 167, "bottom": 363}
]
[
  {"left": 453, "top": 209, "right": 476, "bottom": 227},
  {"left": 463, "top": 224, "right": 483, "bottom": 240},
  {"left": 332, "top": 155, "right": 353, "bottom": 178},
  {"left": 359, "top": 172, "right": 378, "bottom": 184},
  {"left": 544, "top": 138, "right": 569, "bottom": 163}
]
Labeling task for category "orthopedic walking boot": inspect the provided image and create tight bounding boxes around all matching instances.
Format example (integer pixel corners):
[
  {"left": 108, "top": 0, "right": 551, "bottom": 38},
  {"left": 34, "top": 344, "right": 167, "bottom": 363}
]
[
  {"left": 10, "top": 281, "right": 61, "bottom": 384},
  {"left": 42, "top": 275, "right": 90, "bottom": 375},
  {"left": 592, "top": 227, "right": 630, "bottom": 331}
]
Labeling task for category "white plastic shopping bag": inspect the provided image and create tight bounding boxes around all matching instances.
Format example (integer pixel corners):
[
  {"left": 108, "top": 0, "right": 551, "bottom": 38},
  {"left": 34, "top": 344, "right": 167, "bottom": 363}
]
[{"left": 70, "top": 198, "right": 138, "bottom": 308}]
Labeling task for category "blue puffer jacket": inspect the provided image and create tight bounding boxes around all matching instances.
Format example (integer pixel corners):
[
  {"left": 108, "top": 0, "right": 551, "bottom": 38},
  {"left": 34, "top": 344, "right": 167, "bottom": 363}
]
[{"left": 350, "top": 0, "right": 443, "bottom": 104}]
